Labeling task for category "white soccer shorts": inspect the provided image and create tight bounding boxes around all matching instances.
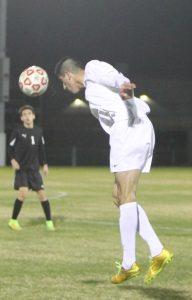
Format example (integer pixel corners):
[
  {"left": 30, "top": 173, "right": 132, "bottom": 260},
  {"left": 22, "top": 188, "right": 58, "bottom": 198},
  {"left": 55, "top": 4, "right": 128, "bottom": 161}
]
[{"left": 109, "top": 117, "right": 155, "bottom": 173}]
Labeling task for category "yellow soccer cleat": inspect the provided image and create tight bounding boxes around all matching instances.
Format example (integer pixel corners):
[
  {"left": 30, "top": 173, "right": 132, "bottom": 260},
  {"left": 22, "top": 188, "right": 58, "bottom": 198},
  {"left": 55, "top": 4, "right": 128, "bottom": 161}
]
[
  {"left": 144, "top": 249, "right": 173, "bottom": 285},
  {"left": 8, "top": 219, "right": 22, "bottom": 231},
  {"left": 111, "top": 262, "right": 141, "bottom": 284}
]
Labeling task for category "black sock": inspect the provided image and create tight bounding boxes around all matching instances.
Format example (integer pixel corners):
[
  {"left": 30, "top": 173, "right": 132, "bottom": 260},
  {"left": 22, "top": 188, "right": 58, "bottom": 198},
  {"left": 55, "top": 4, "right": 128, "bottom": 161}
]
[
  {"left": 41, "top": 200, "right": 51, "bottom": 221},
  {"left": 12, "top": 199, "right": 23, "bottom": 219}
]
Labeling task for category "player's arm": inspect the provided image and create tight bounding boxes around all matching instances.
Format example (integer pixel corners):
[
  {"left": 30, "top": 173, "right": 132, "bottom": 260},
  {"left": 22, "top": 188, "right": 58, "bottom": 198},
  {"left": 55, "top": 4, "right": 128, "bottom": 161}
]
[
  {"left": 39, "top": 130, "right": 49, "bottom": 176},
  {"left": 8, "top": 129, "right": 20, "bottom": 170},
  {"left": 85, "top": 61, "right": 136, "bottom": 99}
]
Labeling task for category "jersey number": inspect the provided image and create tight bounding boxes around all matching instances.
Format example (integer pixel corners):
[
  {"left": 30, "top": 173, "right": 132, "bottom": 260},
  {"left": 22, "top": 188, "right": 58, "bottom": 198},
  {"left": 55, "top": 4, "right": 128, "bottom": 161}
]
[{"left": 31, "top": 136, "right": 35, "bottom": 145}]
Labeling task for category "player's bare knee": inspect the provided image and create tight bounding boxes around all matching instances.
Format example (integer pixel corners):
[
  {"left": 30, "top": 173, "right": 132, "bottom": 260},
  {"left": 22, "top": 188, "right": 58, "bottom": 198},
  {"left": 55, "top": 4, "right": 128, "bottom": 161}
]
[
  {"left": 18, "top": 193, "right": 27, "bottom": 201},
  {"left": 112, "top": 183, "right": 118, "bottom": 199},
  {"left": 39, "top": 198, "right": 47, "bottom": 202},
  {"left": 117, "top": 191, "right": 136, "bottom": 205},
  {"left": 37, "top": 190, "right": 47, "bottom": 202},
  {"left": 18, "top": 197, "right": 25, "bottom": 202},
  {"left": 113, "top": 193, "right": 120, "bottom": 207},
  {"left": 38, "top": 194, "right": 47, "bottom": 202},
  {"left": 112, "top": 190, "right": 118, "bottom": 200}
]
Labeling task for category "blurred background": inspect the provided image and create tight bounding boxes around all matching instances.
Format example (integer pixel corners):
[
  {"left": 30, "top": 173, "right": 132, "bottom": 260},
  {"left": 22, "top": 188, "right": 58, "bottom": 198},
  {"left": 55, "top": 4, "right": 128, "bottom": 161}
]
[{"left": 1, "top": 0, "right": 192, "bottom": 167}]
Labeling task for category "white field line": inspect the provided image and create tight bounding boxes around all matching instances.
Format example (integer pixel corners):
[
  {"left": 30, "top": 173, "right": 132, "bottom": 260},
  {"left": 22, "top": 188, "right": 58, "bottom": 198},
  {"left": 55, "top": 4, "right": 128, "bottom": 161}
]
[
  {"left": 66, "top": 219, "right": 192, "bottom": 233},
  {"left": 49, "top": 192, "right": 68, "bottom": 200},
  {"left": 28, "top": 191, "right": 68, "bottom": 201},
  {"left": 30, "top": 191, "right": 192, "bottom": 233}
]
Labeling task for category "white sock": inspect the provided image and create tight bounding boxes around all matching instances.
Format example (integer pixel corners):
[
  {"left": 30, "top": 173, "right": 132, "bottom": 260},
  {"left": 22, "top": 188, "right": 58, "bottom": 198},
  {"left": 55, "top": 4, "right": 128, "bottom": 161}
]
[
  {"left": 137, "top": 204, "right": 163, "bottom": 257},
  {"left": 119, "top": 202, "right": 138, "bottom": 270}
]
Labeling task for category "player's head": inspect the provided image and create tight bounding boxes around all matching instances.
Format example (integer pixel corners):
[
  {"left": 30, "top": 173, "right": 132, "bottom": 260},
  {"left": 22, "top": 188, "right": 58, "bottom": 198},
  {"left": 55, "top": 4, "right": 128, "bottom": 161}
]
[
  {"left": 19, "top": 105, "right": 35, "bottom": 127},
  {"left": 55, "top": 57, "right": 84, "bottom": 94}
]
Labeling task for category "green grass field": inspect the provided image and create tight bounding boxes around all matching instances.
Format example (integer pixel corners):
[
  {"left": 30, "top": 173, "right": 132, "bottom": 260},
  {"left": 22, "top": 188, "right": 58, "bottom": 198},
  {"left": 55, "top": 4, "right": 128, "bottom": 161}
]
[{"left": 0, "top": 167, "right": 192, "bottom": 300}]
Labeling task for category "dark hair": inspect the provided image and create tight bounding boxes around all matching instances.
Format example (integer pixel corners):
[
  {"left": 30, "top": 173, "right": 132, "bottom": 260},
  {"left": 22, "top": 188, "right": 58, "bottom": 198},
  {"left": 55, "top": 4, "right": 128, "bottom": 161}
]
[
  {"left": 18, "top": 105, "right": 35, "bottom": 116},
  {"left": 54, "top": 56, "right": 83, "bottom": 78}
]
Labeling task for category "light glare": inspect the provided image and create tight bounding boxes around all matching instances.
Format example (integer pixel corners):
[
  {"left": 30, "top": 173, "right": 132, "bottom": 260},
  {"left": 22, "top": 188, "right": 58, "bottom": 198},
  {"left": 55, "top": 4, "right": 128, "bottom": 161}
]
[
  {"left": 139, "top": 94, "right": 151, "bottom": 103},
  {"left": 71, "top": 99, "right": 87, "bottom": 108}
]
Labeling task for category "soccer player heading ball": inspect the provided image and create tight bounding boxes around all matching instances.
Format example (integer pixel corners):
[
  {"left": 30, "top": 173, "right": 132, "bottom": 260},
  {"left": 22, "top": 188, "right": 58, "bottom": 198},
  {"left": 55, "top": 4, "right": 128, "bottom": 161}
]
[
  {"left": 55, "top": 57, "right": 173, "bottom": 284},
  {"left": 8, "top": 105, "right": 55, "bottom": 231}
]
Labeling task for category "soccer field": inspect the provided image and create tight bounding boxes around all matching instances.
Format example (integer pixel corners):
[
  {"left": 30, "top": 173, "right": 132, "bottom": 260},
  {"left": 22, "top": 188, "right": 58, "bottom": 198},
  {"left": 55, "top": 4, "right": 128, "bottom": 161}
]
[{"left": 0, "top": 167, "right": 191, "bottom": 300}]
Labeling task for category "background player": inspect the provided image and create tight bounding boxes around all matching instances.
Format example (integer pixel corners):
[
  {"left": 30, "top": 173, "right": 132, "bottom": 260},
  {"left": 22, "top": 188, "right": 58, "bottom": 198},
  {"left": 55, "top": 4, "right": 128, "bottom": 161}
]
[
  {"left": 55, "top": 57, "right": 173, "bottom": 285},
  {"left": 8, "top": 105, "right": 55, "bottom": 231}
]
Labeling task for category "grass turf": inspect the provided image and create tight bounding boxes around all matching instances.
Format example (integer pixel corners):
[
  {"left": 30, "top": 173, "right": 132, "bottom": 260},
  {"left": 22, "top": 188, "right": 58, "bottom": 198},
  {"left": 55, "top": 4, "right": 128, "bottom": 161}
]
[{"left": 0, "top": 167, "right": 191, "bottom": 300}]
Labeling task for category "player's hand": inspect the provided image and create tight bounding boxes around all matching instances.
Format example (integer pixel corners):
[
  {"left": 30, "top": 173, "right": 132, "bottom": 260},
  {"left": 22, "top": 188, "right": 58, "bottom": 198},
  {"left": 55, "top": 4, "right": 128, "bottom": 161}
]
[
  {"left": 11, "top": 159, "right": 20, "bottom": 170},
  {"left": 120, "top": 82, "right": 136, "bottom": 100},
  {"left": 43, "top": 164, "right": 49, "bottom": 176}
]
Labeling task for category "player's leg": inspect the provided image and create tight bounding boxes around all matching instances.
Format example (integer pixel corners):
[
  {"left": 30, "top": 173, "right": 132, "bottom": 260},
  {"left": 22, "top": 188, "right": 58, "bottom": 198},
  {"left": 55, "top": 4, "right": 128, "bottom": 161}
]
[
  {"left": 36, "top": 189, "right": 55, "bottom": 231},
  {"left": 112, "top": 172, "right": 173, "bottom": 285},
  {"left": 9, "top": 170, "right": 29, "bottom": 231},
  {"left": 116, "top": 170, "right": 140, "bottom": 266},
  {"left": 8, "top": 187, "right": 28, "bottom": 231},
  {"left": 111, "top": 169, "right": 141, "bottom": 284},
  {"left": 138, "top": 203, "right": 173, "bottom": 285},
  {"left": 127, "top": 173, "right": 173, "bottom": 284},
  {"left": 112, "top": 181, "right": 119, "bottom": 207},
  {"left": 113, "top": 178, "right": 163, "bottom": 257},
  {"left": 28, "top": 170, "right": 55, "bottom": 230}
]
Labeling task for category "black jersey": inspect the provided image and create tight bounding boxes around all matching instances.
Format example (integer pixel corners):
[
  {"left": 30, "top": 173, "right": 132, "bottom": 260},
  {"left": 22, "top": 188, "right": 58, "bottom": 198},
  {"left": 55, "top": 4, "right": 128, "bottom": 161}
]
[{"left": 8, "top": 125, "right": 47, "bottom": 171}]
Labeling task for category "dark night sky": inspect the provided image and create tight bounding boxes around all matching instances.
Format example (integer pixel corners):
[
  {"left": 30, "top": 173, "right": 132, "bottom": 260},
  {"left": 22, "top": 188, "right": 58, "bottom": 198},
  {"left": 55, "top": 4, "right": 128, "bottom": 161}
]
[
  {"left": 5, "top": 0, "right": 192, "bottom": 166},
  {"left": 7, "top": 0, "right": 192, "bottom": 80}
]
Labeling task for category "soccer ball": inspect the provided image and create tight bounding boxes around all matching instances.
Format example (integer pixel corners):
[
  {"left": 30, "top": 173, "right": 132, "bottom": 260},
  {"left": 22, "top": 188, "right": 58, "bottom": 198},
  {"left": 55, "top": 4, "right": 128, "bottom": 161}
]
[{"left": 19, "top": 66, "right": 49, "bottom": 97}]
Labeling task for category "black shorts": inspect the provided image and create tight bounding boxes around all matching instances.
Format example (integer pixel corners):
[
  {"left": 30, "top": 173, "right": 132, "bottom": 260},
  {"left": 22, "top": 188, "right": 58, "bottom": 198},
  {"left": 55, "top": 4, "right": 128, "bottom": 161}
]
[{"left": 14, "top": 170, "right": 44, "bottom": 191}]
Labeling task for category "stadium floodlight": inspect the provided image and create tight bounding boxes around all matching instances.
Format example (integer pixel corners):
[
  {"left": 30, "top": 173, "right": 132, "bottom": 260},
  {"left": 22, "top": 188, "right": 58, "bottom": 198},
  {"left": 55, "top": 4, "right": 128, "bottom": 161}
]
[
  {"left": 70, "top": 98, "right": 87, "bottom": 108},
  {"left": 140, "top": 94, "right": 151, "bottom": 102},
  {"left": 139, "top": 94, "right": 153, "bottom": 104},
  {"left": 65, "top": 98, "right": 88, "bottom": 114}
]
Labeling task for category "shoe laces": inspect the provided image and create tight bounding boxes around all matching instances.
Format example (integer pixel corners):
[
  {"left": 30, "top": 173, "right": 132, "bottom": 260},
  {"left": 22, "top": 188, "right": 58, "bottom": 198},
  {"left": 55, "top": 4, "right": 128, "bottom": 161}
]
[{"left": 115, "top": 261, "right": 122, "bottom": 274}]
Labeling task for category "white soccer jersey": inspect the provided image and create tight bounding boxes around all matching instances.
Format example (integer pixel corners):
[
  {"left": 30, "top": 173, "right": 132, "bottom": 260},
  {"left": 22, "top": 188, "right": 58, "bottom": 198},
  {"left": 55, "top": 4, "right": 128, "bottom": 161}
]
[
  {"left": 84, "top": 60, "right": 155, "bottom": 173},
  {"left": 84, "top": 60, "right": 150, "bottom": 134}
]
